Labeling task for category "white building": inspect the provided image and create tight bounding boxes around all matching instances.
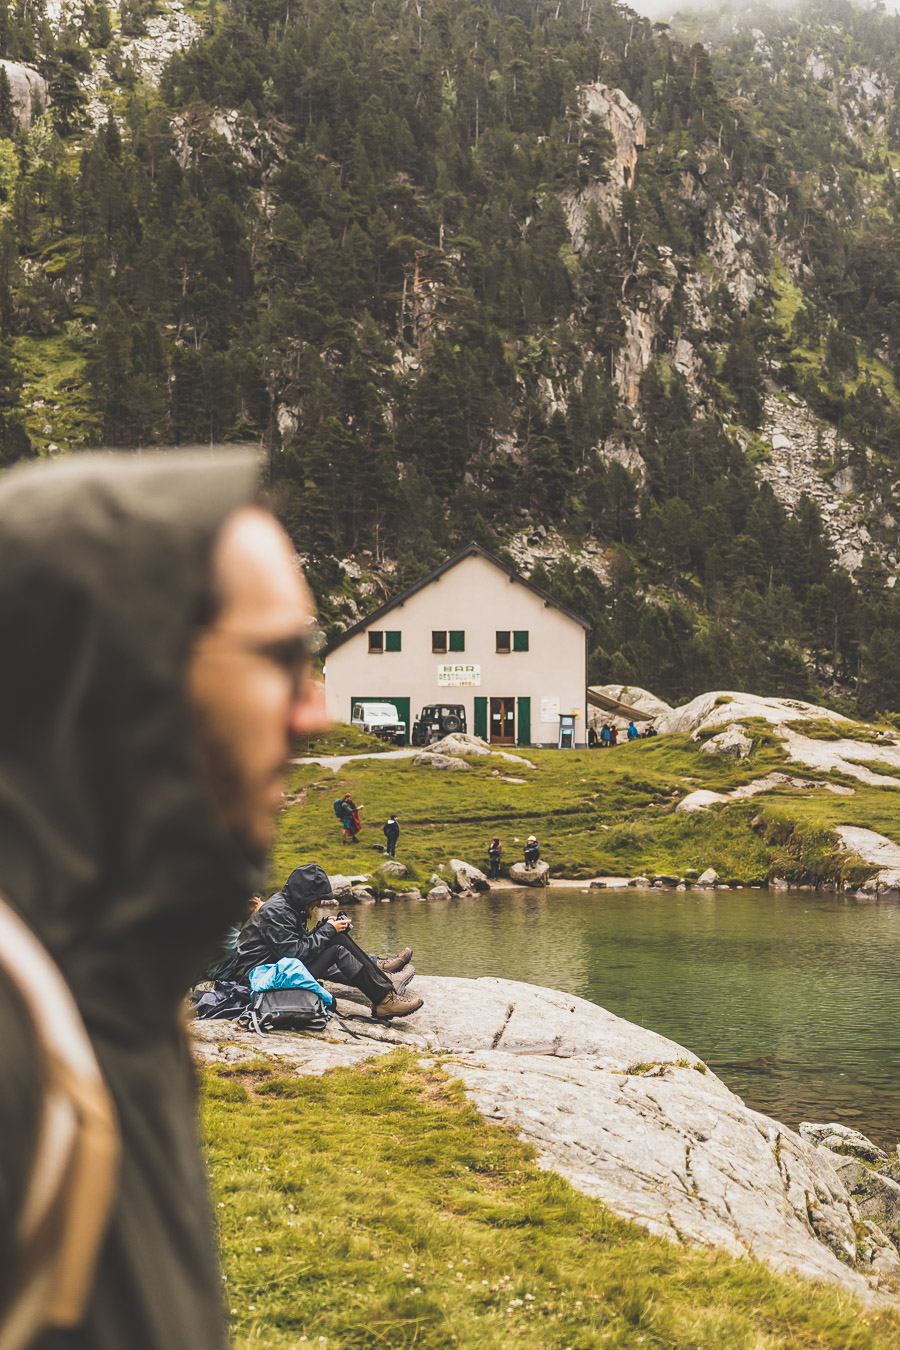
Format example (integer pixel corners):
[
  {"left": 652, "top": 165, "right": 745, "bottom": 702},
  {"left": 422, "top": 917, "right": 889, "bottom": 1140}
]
[{"left": 323, "top": 544, "right": 590, "bottom": 747}]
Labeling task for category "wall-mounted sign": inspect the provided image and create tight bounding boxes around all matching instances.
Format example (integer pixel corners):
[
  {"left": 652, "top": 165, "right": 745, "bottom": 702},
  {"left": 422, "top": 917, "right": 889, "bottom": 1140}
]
[
  {"left": 540, "top": 696, "right": 560, "bottom": 723},
  {"left": 438, "top": 663, "right": 481, "bottom": 687}
]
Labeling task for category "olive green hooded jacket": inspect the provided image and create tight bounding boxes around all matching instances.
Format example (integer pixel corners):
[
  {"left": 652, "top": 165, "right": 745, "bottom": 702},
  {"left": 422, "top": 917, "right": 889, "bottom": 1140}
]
[{"left": 0, "top": 449, "right": 261, "bottom": 1349}]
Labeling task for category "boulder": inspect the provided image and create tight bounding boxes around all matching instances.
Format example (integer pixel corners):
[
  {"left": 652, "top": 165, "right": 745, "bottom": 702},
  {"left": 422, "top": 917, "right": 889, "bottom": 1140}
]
[
  {"left": 699, "top": 725, "right": 753, "bottom": 759},
  {"left": 696, "top": 868, "right": 719, "bottom": 888},
  {"left": 677, "top": 789, "right": 727, "bottom": 813},
  {"left": 327, "top": 873, "right": 370, "bottom": 898},
  {"left": 627, "top": 876, "right": 649, "bottom": 887},
  {"left": 449, "top": 859, "right": 490, "bottom": 892},
  {"left": 427, "top": 886, "right": 453, "bottom": 901},
  {"left": 508, "top": 860, "right": 550, "bottom": 887},
  {"left": 394, "top": 888, "right": 424, "bottom": 902},
  {"left": 350, "top": 885, "right": 377, "bottom": 904},
  {"left": 379, "top": 860, "right": 408, "bottom": 879},
  {"left": 800, "top": 1122, "right": 889, "bottom": 1165},
  {"left": 193, "top": 974, "right": 895, "bottom": 1303},
  {"left": 650, "top": 874, "right": 680, "bottom": 887},
  {"left": 660, "top": 690, "right": 852, "bottom": 739},
  {"left": 413, "top": 752, "right": 471, "bottom": 771},
  {"left": 427, "top": 732, "right": 490, "bottom": 757},
  {"left": 819, "top": 1148, "right": 900, "bottom": 1245}
]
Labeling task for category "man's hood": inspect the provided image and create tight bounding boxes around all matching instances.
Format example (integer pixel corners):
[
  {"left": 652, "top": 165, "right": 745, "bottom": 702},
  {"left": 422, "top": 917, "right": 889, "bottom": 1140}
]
[
  {"left": 0, "top": 448, "right": 261, "bottom": 1041},
  {"left": 282, "top": 864, "right": 334, "bottom": 912}
]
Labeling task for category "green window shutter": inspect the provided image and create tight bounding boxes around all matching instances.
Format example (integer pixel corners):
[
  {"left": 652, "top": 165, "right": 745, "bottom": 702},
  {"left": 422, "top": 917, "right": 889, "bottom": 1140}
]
[
  {"left": 474, "top": 697, "right": 487, "bottom": 740},
  {"left": 385, "top": 631, "right": 402, "bottom": 652},
  {"left": 516, "top": 697, "right": 531, "bottom": 746},
  {"left": 513, "top": 630, "right": 529, "bottom": 652},
  {"left": 449, "top": 630, "right": 465, "bottom": 652}
]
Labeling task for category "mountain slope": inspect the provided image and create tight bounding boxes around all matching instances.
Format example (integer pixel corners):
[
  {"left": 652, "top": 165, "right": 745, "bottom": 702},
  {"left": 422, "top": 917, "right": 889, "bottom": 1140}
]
[{"left": 4, "top": 0, "right": 900, "bottom": 710}]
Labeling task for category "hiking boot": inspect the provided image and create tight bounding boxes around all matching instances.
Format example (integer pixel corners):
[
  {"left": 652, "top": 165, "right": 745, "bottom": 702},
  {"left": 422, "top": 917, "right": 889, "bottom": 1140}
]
[
  {"left": 377, "top": 947, "right": 413, "bottom": 974},
  {"left": 371, "top": 990, "right": 424, "bottom": 1020},
  {"left": 389, "top": 963, "right": 415, "bottom": 995}
]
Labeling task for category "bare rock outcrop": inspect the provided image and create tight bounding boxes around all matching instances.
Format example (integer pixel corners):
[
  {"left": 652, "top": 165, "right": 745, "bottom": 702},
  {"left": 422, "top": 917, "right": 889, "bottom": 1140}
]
[
  {"left": 0, "top": 61, "right": 46, "bottom": 127},
  {"left": 560, "top": 83, "right": 646, "bottom": 248},
  {"left": 194, "top": 975, "right": 898, "bottom": 1303}
]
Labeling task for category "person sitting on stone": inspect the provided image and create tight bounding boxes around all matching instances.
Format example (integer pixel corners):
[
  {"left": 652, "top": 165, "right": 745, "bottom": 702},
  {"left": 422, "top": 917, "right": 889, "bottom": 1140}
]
[
  {"left": 234, "top": 863, "right": 421, "bottom": 1019},
  {"left": 524, "top": 836, "right": 540, "bottom": 869}
]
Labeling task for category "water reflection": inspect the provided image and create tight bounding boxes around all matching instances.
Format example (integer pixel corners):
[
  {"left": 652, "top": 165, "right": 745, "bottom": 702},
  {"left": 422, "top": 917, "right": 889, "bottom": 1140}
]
[{"left": 351, "top": 887, "right": 900, "bottom": 1147}]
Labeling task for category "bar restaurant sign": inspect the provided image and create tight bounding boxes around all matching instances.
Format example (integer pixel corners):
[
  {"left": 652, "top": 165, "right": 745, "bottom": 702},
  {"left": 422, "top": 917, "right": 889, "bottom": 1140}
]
[{"left": 438, "top": 663, "right": 481, "bottom": 687}]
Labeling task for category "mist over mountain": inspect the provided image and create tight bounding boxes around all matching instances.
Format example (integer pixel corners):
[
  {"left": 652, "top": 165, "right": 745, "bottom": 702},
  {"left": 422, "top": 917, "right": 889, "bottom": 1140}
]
[{"left": 3, "top": 0, "right": 900, "bottom": 714}]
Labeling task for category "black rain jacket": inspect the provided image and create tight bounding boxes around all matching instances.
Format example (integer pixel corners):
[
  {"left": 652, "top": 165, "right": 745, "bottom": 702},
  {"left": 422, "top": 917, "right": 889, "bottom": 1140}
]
[{"left": 234, "top": 864, "right": 337, "bottom": 978}]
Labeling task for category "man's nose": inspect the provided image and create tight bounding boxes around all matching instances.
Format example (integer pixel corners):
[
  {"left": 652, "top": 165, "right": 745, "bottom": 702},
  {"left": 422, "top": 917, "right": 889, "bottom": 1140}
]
[{"left": 290, "top": 678, "right": 327, "bottom": 736}]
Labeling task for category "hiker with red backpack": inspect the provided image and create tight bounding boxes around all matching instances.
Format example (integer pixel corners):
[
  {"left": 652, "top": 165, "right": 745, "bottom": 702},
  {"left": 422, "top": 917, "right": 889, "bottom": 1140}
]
[{"left": 334, "top": 792, "right": 361, "bottom": 844}]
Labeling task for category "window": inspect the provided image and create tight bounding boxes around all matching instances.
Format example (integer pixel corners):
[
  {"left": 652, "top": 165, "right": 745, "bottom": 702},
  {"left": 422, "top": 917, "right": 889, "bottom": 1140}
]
[
  {"left": 432, "top": 631, "right": 447, "bottom": 653},
  {"left": 496, "top": 630, "right": 528, "bottom": 652},
  {"left": 370, "top": 630, "right": 400, "bottom": 652},
  {"left": 496, "top": 630, "right": 511, "bottom": 653},
  {"left": 513, "top": 630, "right": 529, "bottom": 652},
  {"left": 449, "top": 630, "right": 465, "bottom": 652}
]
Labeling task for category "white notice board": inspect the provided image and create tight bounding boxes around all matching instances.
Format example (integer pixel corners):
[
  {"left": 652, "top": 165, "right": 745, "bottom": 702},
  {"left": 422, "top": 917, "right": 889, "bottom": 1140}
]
[
  {"left": 540, "top": 696, "right": 560, "bottom": 723},
  {"left": 438, "top": 663, "right": 481, "bottom": 687}
]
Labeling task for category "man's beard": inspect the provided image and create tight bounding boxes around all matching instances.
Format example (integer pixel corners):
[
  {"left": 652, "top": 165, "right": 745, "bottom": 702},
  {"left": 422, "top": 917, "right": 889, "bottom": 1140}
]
[{"left": 190, "top": 715, "right": 271, "bottom": 866}]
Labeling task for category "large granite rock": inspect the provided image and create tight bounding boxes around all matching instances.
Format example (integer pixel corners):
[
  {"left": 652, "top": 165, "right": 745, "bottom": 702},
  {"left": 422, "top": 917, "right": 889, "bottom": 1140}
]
[
  {"left": 193, "top": 975, "right": 897, "bottom": 1304},
  {"left": 413, "top": 752, "right": 471, "bottom": 771},
  {"left": 448, "top": 858, "right": 490, "bottom": 892},
  {"left": 508, "top": 860, "right": 550, "bottom": 887},
  {"left": 800, "top": 1121, "right": 888, "bottom": 1165},
  {"left": 700, "top": 724, "right": 753, "bottom": 759}
]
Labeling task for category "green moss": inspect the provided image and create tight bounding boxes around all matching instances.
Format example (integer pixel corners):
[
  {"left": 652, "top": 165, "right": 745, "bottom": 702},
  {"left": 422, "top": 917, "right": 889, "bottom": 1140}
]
[
  {"left": 202, "top": 1052, "right": 900, "bottom": 1348},
  {"left": 14, "top": 330, "right": 101, "bottom": 450}
]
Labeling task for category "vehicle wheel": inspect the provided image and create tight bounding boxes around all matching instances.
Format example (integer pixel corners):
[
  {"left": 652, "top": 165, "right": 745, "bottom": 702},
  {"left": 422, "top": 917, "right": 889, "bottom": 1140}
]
[{"left": 443, "top": 715, "right": 461, "bottom": 732}]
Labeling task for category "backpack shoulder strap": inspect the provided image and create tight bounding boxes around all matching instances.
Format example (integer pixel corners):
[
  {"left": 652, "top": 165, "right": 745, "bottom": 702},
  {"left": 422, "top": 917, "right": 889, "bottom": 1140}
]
[{"left": 0, "top": 894, "right": 120, "bottom": 1350}]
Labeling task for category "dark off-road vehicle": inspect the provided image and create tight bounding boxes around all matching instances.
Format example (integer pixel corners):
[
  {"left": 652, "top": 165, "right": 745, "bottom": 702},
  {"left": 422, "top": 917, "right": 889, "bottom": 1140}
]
[{"left": 411, "top": 704, "right": 467, "bottom": 746}]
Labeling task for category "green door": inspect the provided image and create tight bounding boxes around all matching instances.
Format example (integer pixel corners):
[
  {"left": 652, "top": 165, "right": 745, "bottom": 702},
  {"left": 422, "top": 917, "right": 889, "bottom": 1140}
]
[
  {"left": 350, "top": 695, "right": 410, "bottom": 745},
  {"left": 516, "top": 697, "right": 531, "bottom": 747},
  {"left": 473, "top": 696, "right": 487, "bottom": 739}
]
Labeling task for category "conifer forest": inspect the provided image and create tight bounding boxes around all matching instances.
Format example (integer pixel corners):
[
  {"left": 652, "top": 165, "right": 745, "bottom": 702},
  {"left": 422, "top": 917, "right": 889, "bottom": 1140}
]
[{"left": 5, "top": 0, "right": 900, "bottom": 709}]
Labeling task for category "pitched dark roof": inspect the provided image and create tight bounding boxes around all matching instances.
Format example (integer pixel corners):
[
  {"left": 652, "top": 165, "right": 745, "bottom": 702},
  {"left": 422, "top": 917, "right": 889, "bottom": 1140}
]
[{"left": 322, "top": 543, "right": 591, "bottom": 656}]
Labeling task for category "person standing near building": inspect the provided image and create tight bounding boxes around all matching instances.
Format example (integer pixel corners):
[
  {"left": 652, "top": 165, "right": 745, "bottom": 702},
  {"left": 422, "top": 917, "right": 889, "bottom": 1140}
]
[
  {"left": 600, "top": 723, "right": 611, "bottom": 748},
  {"left": 383, "top": 813, "right": 400, "bottom": 857},
  {"left": 627, "top": 720, "right": 638, "bottom": 741},
  {"left": 488, "top": 837, "right": 502, "bottom": 879},
  {"left": 340, "top": 792, "right": 361, "bottom": 844}
]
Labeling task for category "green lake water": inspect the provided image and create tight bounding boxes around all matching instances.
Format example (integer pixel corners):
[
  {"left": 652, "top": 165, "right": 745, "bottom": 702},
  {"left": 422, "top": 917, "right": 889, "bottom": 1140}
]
[{"left": 350, "top": 886, "right": 900, "bottom": 1147}]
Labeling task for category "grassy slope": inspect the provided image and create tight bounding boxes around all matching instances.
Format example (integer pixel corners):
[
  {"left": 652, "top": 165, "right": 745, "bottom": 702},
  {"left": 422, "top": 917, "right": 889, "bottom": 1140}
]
[
  {"left": 275, "top": 727, "right": 900, "bottom": 888},
  {"left": 203, "top": 1052, "right": 900, "bottom": 1350}
]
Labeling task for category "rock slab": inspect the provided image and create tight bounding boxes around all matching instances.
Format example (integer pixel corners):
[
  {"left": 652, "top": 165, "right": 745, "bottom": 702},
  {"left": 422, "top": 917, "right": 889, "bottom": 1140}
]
[
  {"left": 508, "top": 860, "right": 550, "bottom": 887},
  {"left": 194, "top": 975, "right": 896, "bottom": 1304}
]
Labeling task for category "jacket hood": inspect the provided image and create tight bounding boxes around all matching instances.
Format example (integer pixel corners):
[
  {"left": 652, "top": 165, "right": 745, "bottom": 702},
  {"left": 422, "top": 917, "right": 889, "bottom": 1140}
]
[
  {"left": 282, "top": 864, "right": 334, "bottom": 912},
  {"left": 0, "top": 447, "right": 261, "bottom": 1041}
]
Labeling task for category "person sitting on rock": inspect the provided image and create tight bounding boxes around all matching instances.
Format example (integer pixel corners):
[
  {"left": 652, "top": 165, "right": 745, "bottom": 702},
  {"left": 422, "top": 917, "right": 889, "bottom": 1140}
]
[
  {"left": 524, "top": 836, "right": 540, "bottom": 869},
  {"left": 383, "top": 813, "right": 400, "bottom": 857},
  {"left": 234, "top": 864, "right": 421, "bottom": 1019},
  {"left": 488, "top": 837, "right": 502, "bottom": 879}
]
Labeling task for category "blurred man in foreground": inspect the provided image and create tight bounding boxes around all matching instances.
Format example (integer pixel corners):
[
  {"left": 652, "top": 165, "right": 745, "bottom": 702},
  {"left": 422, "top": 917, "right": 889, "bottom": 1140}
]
[{"left": 0, "top": 449, "right": 325, "bottom": 1350}]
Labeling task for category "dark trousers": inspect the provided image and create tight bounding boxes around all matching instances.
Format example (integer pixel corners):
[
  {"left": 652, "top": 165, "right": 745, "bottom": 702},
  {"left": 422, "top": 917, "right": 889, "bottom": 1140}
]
[
  {"left": 305, "top": 933, "right": 392, "bottom": 1004},
  {"left": 489, "top": 859, "right": 500, "bottom": 879}
]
